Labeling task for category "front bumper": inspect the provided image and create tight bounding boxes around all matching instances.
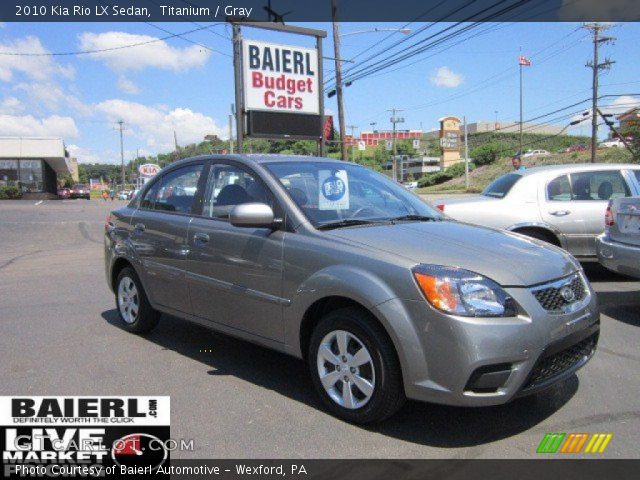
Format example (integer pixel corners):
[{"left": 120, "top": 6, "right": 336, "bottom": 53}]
[
  {"left": 596, "top": 233, "right": 640, "bottom": 279},
  {"left": 373, "top": 274, "right": 599, "bottom": 407}
]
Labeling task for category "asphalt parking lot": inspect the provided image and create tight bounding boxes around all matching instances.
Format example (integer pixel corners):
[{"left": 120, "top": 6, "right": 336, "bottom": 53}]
[{"left": 1, "top": 199, "right": 638, "bottom": 458}]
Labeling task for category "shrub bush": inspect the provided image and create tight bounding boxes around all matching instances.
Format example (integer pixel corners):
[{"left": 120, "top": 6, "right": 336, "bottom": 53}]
[
  {"left": 470, "top": 142, "right": 511, "bottom": 166},
  {"left": 0, "top": 186, "right": 22, "bottom": 199}
]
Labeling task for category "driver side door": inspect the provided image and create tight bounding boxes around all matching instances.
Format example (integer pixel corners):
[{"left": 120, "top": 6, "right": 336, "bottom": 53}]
[{"left": 186, "top": 161, "right": 287, "bottom": 341}]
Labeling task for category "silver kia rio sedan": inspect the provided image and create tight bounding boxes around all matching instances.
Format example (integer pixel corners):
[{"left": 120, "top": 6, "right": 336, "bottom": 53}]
[{"left": 105, "top": 155, "right": 599, "bottom": 423}]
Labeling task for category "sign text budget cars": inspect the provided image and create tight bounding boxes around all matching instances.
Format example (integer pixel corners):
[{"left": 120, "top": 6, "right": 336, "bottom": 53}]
[{"left": 242, "top": 39, "right": 320, "bottom": 115}]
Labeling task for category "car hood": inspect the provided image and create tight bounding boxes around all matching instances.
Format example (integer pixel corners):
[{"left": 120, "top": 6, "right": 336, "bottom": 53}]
[{"left": 325, "top": 220, "right": 576, "bottom": 287}]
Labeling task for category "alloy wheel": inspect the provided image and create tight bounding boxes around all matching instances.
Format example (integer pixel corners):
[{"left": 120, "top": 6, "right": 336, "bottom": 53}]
[
  {"left": 316, "top": 330, "right": 376, "bottom": 409},
  {"left": 117, "top": 276, "right": 139, "bottom": 324}
]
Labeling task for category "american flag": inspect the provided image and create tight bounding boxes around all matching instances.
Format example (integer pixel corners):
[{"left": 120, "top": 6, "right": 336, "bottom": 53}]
[{"left": 519, "top": 55, "right": 532, "bottom": 66}]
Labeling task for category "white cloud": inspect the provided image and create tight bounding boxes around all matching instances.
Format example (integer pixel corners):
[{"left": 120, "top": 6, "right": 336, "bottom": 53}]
[
  {"left": 78, "top": 31, "right": 211, "bottom": 72},
  {"left": 0, "top": 36, "right": 74, "bottom": 82},
  {"left": 430, "top": 66, "right": 464, "bottom": 88},
  {"left": 0, "top": 114, "right": 78, "bottom": 138},
  {"left": 67, "top": 144, "right": 103, "bottom": 164},
  {"left": 95, "top": 99, "right": 225, "bottom": 151},
  {"left": 13, "top": 82, "right": 92, "bottom": 116},
  {"left": 117, "top": 77, "right": 140, "bottom": 95},
  {"left": 0, "top": 96, "right": 24, "bottom": 114}
]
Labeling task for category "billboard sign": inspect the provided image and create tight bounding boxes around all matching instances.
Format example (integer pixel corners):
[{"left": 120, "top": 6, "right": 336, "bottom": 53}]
[
  {"left": 242, "top": 39, "right": 320, "bottom": 115},
  {"left": 138, "top": 163, "right": 161, "bottom": 177}
]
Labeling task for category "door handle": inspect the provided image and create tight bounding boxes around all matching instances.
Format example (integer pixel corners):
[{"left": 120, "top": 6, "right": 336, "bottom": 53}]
[
  {"left": 549, "top": 210, "right": 571, "bottom": 217},
  {"left": 193, "top": 232, "right": 210, "bottom": 244},
  {"left": 134, "top": 223, "right": 146, "bottom": 232}
]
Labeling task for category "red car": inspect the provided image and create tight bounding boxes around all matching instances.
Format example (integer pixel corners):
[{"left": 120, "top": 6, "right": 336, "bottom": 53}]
[
  {"left": 70, "top": 184, "right": 91, "bottom": 200},
  {"left": 564, "top": 144, "right": 589, "bottom": 153},
  {"left": 57, "top": 187, "right": 71, "bottom": 199}
]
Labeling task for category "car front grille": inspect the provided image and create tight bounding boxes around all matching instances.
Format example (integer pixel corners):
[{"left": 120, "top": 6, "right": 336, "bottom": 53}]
[
  {"left": 531, "top": 273, "right": 587, "bottom": 313},
  {"left": 523, "top": 333, "right": 597, "bottom": 391}
]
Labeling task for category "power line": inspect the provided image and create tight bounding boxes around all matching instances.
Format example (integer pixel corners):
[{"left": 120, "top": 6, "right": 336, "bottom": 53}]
[
  {"left": 0, "top": 23, "right": 228, "bottom": 57},
  {"left": 335, "top": 0, "right": 534, "bottom": 88}
]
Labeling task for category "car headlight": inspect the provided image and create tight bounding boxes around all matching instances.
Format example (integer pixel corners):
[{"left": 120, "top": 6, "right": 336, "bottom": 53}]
[{"left": 412, "top": 264, "right": 517, "bottom": 317}]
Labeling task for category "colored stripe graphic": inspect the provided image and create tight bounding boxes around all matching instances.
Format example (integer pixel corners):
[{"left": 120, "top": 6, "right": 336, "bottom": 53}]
[
  {"left": 537, "top": 433, "right": 566, "bottom": 453},
  {"left": 584, "top": 433, "right": 613, "bottom": 453},
  {"left": 560, "top": 433, "right": 589, "bottom": 453}
]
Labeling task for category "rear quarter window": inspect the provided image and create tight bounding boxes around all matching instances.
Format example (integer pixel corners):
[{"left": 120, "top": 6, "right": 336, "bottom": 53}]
[{"left": 482, "top": 173, "right": 522, "bottom": 198}]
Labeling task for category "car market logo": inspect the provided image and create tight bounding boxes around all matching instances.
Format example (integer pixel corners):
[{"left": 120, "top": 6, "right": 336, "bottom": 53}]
[
  {"left": 537, "top": 432, "right": 613, "bottom": 454},
  {"left": 1, "top": 396, "right": 170, "bottom": 477},
  {"left": 111, "top": 433, "right": 167, "bottom": 471}
]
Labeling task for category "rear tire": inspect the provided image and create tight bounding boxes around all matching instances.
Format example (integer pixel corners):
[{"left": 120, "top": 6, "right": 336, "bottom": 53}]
[
  {"left": 308, "top": 307, "right": 405, "bottom": 424},
  {"left": 115, "top": 267, "right": 160, "bottom": 334}
]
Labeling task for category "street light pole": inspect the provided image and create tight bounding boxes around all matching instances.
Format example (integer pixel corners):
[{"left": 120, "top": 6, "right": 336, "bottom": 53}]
[{"left": 117, "top": 120, "right": 125, "bottom": 187}]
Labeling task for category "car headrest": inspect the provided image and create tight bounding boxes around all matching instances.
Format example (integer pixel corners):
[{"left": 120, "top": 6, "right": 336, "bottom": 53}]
[
  {"left": 216, "top": 184, "right": 250, "bottom": 206},
  {"left": 597, "top": 181, "right": 613, "bottom": 200}
]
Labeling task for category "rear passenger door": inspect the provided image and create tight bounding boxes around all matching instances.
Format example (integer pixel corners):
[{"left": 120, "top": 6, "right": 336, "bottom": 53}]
[
  {"left": 186, "top": 161, "right": 286, "bottom": 341},
  {"left": 130, "top": 162, "right": 206, "bottom": 314},
  {"left": 541, "top": 170, "right": 631, "bottom": 257}
]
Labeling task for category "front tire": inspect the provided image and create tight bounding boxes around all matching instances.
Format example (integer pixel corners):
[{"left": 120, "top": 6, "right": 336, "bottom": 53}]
[
  {"left": 115, "top": 267, "right": 160, "bottom": 334},
  {"left": 308, "top": 307, "right": 405, "bottom": 424}
]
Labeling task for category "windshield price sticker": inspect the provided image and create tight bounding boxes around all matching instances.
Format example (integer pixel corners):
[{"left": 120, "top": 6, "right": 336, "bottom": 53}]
[{"left": 319, "top": 170, "right": 349, "bottom": 210}]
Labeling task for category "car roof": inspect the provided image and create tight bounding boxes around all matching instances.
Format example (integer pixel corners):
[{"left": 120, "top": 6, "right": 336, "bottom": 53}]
[
  {"left": 168, "top": 154, "right": 354, "bottom": 168},
  {"left": 518, "top": 163, "right": 640, "bottom": 176}
]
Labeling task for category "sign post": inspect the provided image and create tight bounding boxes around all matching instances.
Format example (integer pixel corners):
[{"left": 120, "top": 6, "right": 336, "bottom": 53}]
[{"left": 230, "top": 20, "right": 327, "bottom": 155}]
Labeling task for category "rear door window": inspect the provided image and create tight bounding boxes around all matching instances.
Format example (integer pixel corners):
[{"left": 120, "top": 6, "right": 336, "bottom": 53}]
[
  {"left": 153, "top": 163, "right": 204, "bottom": 213},
  {"left": 569, "top": 170, "right": 630, "bottom": 201},
  {"left": 547, "top": 175, "right": 572, "bottom": 201}
]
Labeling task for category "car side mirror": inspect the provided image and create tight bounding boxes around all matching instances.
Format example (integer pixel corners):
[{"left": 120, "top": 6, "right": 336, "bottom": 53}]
[{"left": 229, "top": 203, "right": 276, "bottom": 228}]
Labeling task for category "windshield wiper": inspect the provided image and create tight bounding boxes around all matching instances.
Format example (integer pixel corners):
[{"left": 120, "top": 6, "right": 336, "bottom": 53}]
[
  {"left": 316, "top": 219, "right": 382, "bottom": 230},
  {"left": 389, "top": 214, "right": 439, "bottom": 223}
]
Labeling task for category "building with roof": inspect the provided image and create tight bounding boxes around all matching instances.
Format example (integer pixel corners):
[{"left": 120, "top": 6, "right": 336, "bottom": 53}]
[{"left": 0, "top": 137, "right": 74, "bottom": 198}]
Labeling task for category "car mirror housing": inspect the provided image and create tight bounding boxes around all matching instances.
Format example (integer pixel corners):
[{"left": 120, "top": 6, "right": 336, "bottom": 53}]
[{"left": 229, "top": 203, "right": 275, "bottom": 228}]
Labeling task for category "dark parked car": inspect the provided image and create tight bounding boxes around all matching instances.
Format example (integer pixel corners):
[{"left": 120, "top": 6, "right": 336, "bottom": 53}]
[
  {"left": 105, "top": 155, "right": 599, "bottom": 423},
  {"left": 70, "top": 184, "right": 90, "bottom": 200},
  {"left": 57, "top": 187, "right": 71, "bottom": 199}
]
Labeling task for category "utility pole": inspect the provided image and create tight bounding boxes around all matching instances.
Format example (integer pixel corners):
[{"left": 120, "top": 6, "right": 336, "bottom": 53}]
[
  {"left": 232, "top": 24, "right": 244, "bottom": 154},
  {"left": 389, "top": 108, "right": 404, "bottom": 182},
  {"left": 331, "top": 0, "right": 347, "bottom": 161},
  {"left": 117, "top": 120, "right": 125, "bottom": 187},
  {"left": 584, "top": 23, "right": 615, "bottom": 163},
  {"left": 463, "top": 116, "right": 469, "bottom": 190},
  {"left": 173, "top": 130, "right": 180, "bottom": 152},
  {"left": 347, "top": 125, "right": 358, "bottom": 162}
]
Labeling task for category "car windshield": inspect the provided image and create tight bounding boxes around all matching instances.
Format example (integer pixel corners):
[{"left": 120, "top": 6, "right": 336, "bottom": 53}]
[
  {"left": 265, "top": 161, "right": 442, "bottom": 228},
  {"left": 482, "top": 173, "right": 522, "bottom": 198}
]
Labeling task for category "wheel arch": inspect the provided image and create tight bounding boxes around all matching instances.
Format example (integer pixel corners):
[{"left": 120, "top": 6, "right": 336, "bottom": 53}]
[{"left": 508, "top": 222, "right": 565, "bottom": 248}]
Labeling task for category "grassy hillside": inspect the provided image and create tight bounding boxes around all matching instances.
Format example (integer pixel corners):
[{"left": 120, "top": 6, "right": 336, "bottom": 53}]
[{"left": 417, "top": 147, "right": 635, "bottom": 194}]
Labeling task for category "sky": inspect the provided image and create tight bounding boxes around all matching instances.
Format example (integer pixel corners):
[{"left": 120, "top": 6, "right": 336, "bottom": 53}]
[{"left": 0, "top": 20, "right": 639, "bottom": 164}]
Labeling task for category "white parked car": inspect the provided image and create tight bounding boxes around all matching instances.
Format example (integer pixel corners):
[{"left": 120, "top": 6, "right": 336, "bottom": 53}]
[
  {"left": 523, "top": 149, "right": 550, "bottom": 158},
  {"left": 599, "top": 138, "right": 624, "bottom": 148},
  {"left": 436, "top": 164, "right": 640, "bottom": 259}
]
